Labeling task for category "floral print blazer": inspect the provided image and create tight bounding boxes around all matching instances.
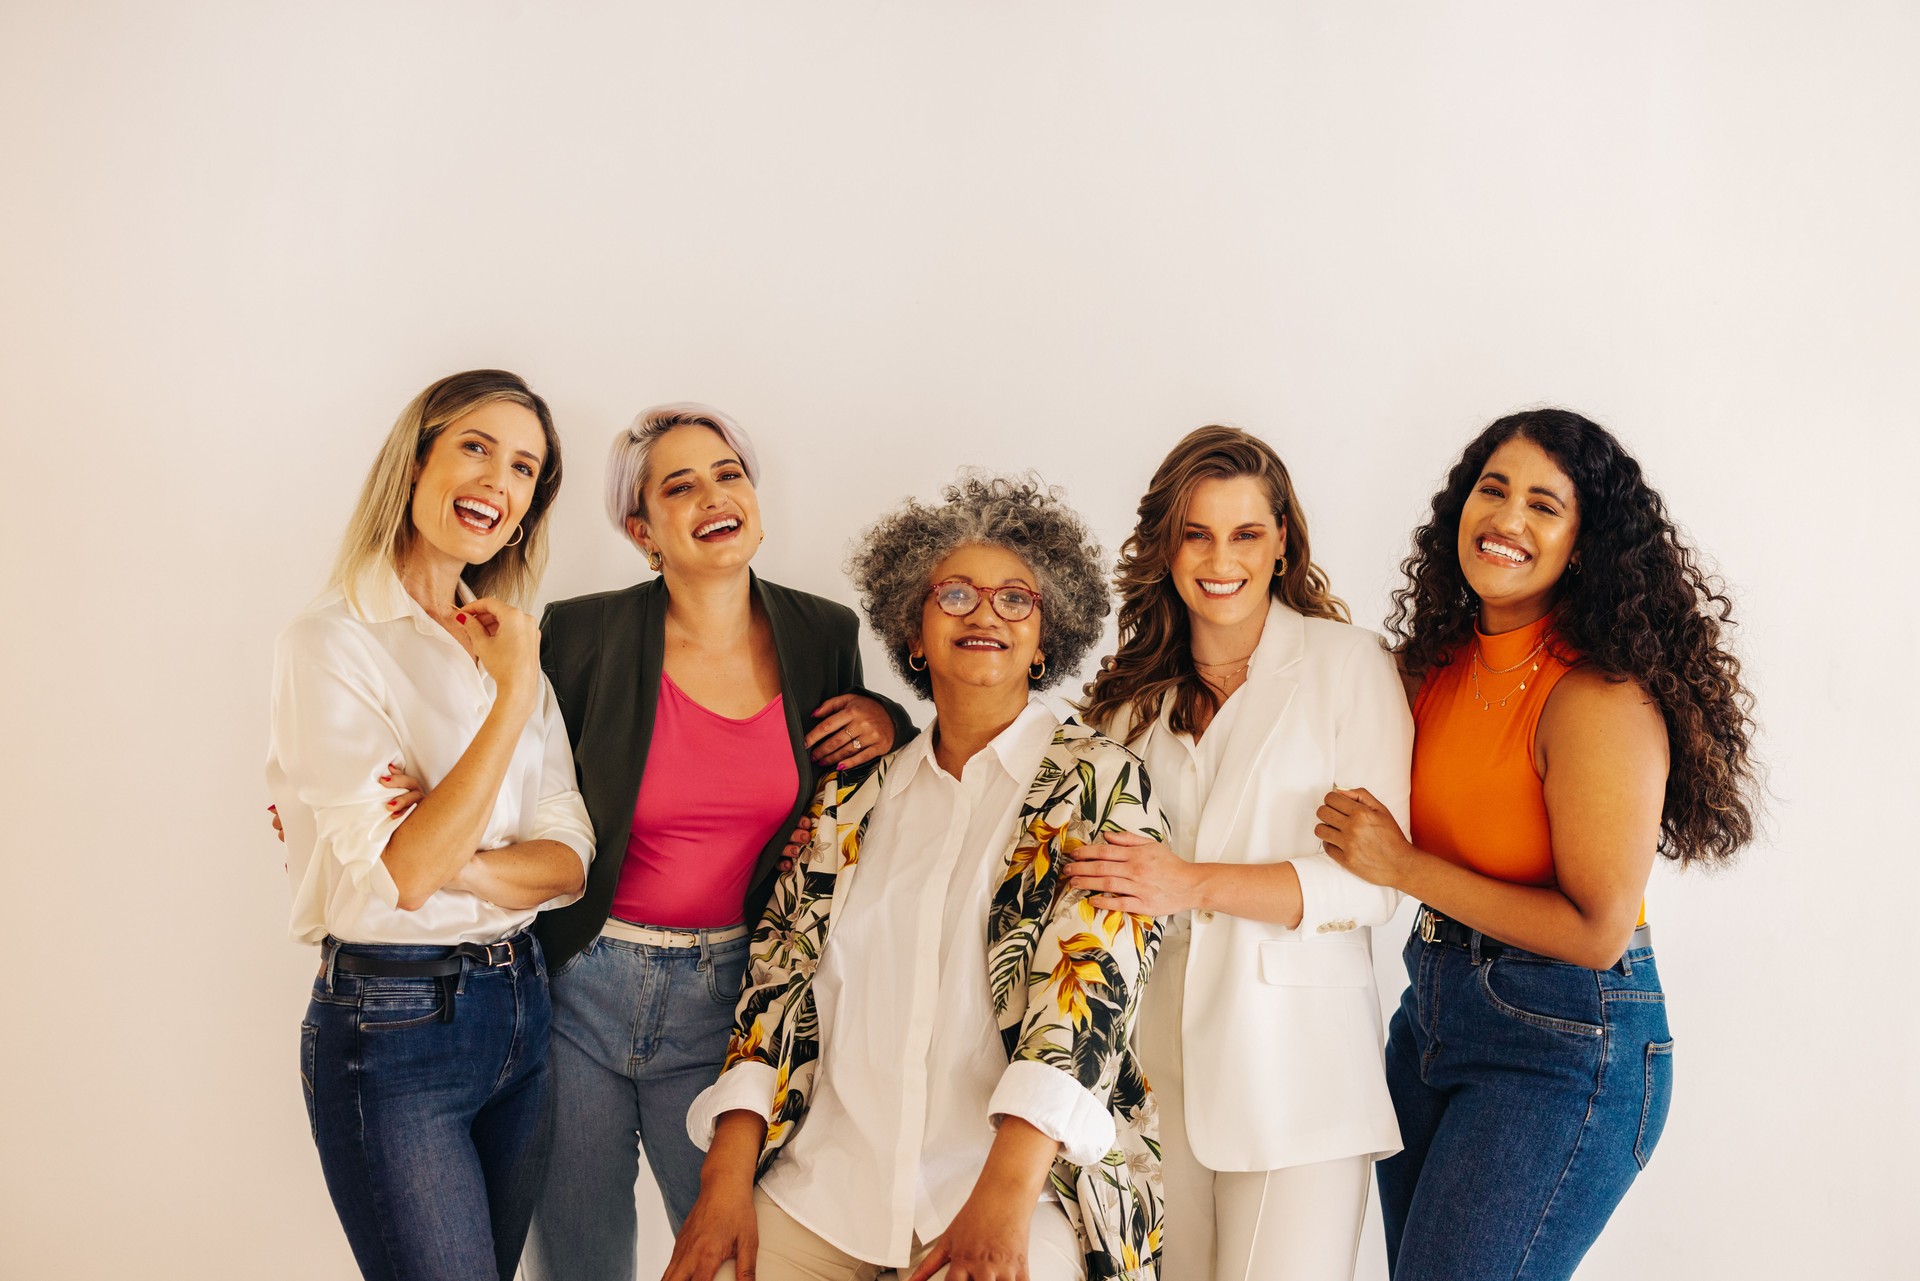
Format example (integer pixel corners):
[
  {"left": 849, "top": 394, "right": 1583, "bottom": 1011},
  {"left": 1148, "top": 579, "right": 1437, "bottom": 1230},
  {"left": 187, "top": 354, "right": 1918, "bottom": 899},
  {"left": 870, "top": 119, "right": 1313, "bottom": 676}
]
[{"left": 720, "top": 717, "right": 1168, "bottom": 1281}]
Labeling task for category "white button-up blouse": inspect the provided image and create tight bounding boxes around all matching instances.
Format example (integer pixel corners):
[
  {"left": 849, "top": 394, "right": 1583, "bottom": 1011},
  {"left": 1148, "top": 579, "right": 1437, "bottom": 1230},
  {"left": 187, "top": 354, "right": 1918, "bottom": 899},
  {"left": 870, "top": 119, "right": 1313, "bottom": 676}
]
[
  {"left": 266, "top": 570, "right": 595, "bottom": 947},
  {"left": 690, "top": 698, "right": 1110, "bottom": 1267}
]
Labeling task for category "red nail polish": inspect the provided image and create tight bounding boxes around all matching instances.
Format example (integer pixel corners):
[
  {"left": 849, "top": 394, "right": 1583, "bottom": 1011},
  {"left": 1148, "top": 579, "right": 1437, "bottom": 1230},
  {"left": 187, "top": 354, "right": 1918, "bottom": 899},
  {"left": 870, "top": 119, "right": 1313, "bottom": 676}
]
[
  {"left": 267, "top": 804, "right": 276, "bottom": 812},
  {"left": 456, "top": 612, "right": 467, "bottom": 624}
]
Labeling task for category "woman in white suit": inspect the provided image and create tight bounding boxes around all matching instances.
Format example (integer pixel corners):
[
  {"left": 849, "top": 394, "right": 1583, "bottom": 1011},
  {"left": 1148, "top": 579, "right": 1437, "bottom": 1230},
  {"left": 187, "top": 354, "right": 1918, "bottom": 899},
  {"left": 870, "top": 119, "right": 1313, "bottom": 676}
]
[{"left": 1071, "top": 425, "right": 1412, "bottom": 1281}]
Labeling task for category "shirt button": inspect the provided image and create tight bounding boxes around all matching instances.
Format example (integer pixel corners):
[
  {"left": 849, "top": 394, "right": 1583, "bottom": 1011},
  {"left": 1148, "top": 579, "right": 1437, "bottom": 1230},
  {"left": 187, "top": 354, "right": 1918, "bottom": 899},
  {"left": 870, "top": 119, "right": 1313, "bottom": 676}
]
[{"left": 1196, "top": 910, "right": 1215, "bottom": 923}]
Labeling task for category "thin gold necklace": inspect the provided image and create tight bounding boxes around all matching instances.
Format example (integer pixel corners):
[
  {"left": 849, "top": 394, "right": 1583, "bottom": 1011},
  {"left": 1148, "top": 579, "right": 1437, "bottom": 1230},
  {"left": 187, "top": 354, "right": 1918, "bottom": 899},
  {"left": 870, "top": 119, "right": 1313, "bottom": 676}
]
[{"left": 1469, "top": 636, "right": 1546, "bottom": 711}]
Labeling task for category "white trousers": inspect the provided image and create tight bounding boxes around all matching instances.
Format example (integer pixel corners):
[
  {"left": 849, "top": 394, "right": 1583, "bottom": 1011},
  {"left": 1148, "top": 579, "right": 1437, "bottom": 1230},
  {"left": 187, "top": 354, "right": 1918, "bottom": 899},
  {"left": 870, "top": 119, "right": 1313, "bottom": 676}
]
[
  {"left": 713, "top": 1187, "right": 1086, "bottom": 1281},
  {"left": 1142, "top": 925, "right": 1373, "bottom": 1281}
]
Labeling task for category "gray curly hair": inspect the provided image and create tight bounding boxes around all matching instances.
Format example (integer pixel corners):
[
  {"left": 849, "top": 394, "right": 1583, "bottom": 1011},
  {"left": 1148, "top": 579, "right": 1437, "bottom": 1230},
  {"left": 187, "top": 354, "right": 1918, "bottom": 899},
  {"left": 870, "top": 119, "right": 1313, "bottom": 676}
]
[{"left": 848, "top": 471, "right": 1110, "bottom": 700}]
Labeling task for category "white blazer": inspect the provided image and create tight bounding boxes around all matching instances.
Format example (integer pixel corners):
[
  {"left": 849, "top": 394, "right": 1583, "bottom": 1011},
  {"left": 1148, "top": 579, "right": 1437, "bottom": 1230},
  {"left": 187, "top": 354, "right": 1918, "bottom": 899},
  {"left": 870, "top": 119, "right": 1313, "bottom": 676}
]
[{"left": 1132, "top": 600, "right": 1413, "bottom": 1172}]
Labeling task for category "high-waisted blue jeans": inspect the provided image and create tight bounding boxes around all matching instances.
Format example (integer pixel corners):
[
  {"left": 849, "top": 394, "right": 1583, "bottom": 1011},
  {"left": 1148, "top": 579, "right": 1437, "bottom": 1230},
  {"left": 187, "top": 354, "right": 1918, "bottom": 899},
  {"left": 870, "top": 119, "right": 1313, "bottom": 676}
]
[
  {"left": 522, "top": 928, "right": 750, "bottom": 1281},
  {"left": 301, "top": 935, "right": 552, "bottom": 1281},
  {"left": 1376, "top": 926, "right": 1674, "bottom": 1281}
]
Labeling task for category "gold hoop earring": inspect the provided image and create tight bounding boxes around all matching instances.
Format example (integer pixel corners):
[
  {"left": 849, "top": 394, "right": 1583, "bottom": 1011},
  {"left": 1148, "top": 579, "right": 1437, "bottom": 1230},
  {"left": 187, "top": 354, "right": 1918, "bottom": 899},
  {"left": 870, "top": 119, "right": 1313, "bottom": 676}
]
[
  {"left": 1276, "top": 554, "right": 1288, "bottom": 577},
  {"left": 1029, "top": 656, "right": 1047, "bottom": 680},
  {"left": 647, "top": 550, "right": 663, "bottom": 572},
  {"left": 908, "top": 652, "right": 927, "bottom": 672},
  {"left": 504, "top": 525, "right": 524, "bottom": 548}
]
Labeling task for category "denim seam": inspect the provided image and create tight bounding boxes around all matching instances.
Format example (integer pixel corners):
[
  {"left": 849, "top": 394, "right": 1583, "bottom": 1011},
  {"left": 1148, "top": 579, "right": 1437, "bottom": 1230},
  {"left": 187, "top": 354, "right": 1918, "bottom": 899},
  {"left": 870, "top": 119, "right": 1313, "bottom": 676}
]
[
  {"left": 1510, "top": 1028, "right": 1610, "bottom": 1279},
  {"left": 1635, "top": 1040, "right": 1675, "bottom": 1169},
  {"left": 1600, "top": 990, "right": 1664, "bottom": 1004},
  {"left": 1478, "top": 960, "right": 1604, "bottom": 1038},
  {"left": 300, "top": 1021, "right": 318, "bottom": 1142},
  {"left": 349, "top": 1016, "right": 405, "bottom": 1279}
]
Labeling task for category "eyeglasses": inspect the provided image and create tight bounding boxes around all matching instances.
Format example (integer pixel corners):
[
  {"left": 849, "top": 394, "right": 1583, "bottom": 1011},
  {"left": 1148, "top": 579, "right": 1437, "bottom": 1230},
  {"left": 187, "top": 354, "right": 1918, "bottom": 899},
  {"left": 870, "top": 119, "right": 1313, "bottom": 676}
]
[{"left": 925, "top": 578, "right": 1043, "bottom": 622}]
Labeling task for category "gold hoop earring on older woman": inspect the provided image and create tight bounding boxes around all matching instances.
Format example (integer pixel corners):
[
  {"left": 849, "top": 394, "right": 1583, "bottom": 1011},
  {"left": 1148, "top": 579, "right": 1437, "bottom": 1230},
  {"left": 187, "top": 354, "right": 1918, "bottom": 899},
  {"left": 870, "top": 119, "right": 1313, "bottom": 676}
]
[
  {"left": 1029, "top": 656, "right": 1047, "bottom": 680},
  {"left": 504, "top": 525, "right": 524, "bottom": 548},
  {"left": 647, "top": 550, "right": 663, "bottom": 572},
  {"left": 908, "top": 652, "right": 927, "bottom": 672}
]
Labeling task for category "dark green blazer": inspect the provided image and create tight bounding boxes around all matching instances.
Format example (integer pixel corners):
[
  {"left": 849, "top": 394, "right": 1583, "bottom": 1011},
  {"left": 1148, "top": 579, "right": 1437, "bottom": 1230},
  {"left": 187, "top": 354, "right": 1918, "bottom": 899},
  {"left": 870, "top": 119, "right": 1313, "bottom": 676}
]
[{"left": 533, "top": 574, "right": 917, "bottom": 968}]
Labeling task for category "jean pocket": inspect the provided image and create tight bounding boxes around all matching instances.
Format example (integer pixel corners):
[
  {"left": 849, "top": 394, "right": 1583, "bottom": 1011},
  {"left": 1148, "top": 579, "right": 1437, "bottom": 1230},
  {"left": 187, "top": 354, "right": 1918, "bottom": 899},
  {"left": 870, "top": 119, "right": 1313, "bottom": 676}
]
[
  {"left": 705, "top": 942, "right": 749, "bottom": 1006},
  {"left": 552, "top": 940, "right": 591, "bottom": 981},
  {"left": 1635, "top": 1039, "right": 1675, "bottom": 1168},
  {"left": 356, "top": 977, "right": 448, "bottom": 1030},
  {"left": 1478, "top": 957, "right": 1605, "bottom": 1038},
  {"left": 299, "top": 1020, "right": 318, "bottom": 1141}
]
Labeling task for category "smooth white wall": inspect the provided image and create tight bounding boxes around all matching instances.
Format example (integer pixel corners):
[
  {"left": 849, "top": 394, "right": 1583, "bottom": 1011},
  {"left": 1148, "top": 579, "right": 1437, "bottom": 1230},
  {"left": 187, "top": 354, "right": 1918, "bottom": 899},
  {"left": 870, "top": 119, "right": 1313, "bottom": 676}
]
[{"left": 3, "top": 3, "right": 1914, "bottom": 1277}]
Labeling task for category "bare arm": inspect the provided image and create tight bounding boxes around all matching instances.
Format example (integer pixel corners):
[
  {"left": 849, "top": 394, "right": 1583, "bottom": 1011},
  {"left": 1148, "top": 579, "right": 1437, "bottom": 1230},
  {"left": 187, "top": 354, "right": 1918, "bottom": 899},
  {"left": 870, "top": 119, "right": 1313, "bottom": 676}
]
[
  {"left": 446, "top": 839, "right": 585, "bottom": 909},
  {"left": 905, "top": 1118, "right": 1061, "bottom": 1281},
  {"left": 663, "top": 1111, "right": 766, "bottom": 1281},
  {"left": 380, "top": 599, "right": 543, "bottom": 911},
  {"left": 1318, "top": 669, "right": 1667, "bottom": 969}
]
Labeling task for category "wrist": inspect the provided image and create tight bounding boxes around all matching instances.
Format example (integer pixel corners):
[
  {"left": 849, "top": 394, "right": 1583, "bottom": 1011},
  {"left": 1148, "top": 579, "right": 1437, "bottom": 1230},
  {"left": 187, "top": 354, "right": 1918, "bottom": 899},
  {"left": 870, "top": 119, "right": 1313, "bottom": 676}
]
[{"left": 1187, "top": 862, "right": 1218, "bottom": 915}]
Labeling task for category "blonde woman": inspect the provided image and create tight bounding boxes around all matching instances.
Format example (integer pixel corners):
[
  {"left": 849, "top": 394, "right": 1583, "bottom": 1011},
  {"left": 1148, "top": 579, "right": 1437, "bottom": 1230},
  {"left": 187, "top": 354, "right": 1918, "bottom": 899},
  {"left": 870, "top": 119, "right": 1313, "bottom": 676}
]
[
  {"left": 266, "top": 370, "right": 595, "bottom": 1281},
  {"left": 1073, "top": 426, "right": 1411, "bottom": 1281}
]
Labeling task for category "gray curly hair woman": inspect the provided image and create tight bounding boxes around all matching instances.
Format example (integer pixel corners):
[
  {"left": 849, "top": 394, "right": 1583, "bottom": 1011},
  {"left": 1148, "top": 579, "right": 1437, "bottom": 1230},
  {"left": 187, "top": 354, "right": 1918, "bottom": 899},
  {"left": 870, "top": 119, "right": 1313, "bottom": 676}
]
[{"left": 848, "top": 471, "right": 1111, "bottom": 700}]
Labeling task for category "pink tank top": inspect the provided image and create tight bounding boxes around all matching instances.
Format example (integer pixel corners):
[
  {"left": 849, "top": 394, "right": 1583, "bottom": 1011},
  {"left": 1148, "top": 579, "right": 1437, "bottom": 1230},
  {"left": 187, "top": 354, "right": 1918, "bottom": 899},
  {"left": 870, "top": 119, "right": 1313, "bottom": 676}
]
[{"left": 610, "top": 673, "right": 799, "bottom": 929}]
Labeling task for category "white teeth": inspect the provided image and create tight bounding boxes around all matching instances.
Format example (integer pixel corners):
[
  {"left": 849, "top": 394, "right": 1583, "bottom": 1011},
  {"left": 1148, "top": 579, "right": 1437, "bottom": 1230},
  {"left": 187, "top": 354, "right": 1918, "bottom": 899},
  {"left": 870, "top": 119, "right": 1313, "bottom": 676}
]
[
  {"left": 957, "top": 639, "right": 1005, "bottom": 649},
  {"left": 454, "top": 498, "right": 501, "bottom": 525},
  {"left": 1480, "top": 540, "right": 1527, "bottom": 563},
  {"left": 1199, "top": 581, "right": 1243, "bottom": 596},
  {"left": 695, "top": 517, "right": 740, "bottom": 537}
]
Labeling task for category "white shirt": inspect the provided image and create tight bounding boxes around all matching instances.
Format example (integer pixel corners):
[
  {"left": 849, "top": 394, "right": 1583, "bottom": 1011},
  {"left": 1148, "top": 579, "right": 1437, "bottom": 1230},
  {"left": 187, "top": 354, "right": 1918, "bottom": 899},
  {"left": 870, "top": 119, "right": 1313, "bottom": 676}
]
[
  {"left": 690, "top": 698, "right": 1111, "bottom": 1267},
  {"left": 1144, "top": 675, "right": 1250, "bottom": 866},
  {"left": 266, "top": 569, "right": 595, "bottom": 946}
]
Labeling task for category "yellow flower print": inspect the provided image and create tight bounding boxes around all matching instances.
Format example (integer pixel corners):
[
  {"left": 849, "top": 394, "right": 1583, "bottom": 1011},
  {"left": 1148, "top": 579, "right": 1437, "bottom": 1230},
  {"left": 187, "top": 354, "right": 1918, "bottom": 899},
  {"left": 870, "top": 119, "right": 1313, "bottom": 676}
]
[{"left": 1049, "top": 932, "right": 1110, "bottom": 1025}]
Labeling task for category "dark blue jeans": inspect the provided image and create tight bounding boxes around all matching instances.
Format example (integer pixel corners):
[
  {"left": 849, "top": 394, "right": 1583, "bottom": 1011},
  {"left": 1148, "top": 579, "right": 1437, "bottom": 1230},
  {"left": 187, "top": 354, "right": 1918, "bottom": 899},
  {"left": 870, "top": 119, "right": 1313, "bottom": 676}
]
[
  {"left": 301, "top": 936, "right": 553, "bottom": 1281},
  {"left": 1376, "top": 927, "right": 1674, "bottom": 1281}
]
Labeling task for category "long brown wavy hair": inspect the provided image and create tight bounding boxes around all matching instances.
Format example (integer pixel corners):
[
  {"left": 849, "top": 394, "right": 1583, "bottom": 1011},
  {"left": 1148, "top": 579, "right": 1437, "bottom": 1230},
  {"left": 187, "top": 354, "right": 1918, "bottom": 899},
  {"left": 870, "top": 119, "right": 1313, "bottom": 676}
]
[
  {"left": 1084, "top": 425, "right": 1347, "bottom": 742},
  {"left": 1390, "top": 408, "right": 1759, "bottom": 866}
]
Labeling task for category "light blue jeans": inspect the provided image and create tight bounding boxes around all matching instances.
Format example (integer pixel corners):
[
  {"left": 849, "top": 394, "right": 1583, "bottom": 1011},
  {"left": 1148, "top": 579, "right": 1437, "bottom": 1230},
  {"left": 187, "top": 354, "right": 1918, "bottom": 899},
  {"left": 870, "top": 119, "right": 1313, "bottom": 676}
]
[{"left": 522, "top": 928, "right": 750, "bottom": 1281}]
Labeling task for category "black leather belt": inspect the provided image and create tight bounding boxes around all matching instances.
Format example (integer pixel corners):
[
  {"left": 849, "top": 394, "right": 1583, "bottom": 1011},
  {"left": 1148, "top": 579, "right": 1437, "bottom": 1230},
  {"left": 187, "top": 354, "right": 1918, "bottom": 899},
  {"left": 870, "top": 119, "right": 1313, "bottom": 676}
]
[
  {"left": 1414, "top": 907, "right": 1652, "bottom": 960},
  {"left": 322, "top": 934, "right": 530, "bottom": 1023},
  {"left": 323, "top": 934, "right": 525, "bottom": 977}
]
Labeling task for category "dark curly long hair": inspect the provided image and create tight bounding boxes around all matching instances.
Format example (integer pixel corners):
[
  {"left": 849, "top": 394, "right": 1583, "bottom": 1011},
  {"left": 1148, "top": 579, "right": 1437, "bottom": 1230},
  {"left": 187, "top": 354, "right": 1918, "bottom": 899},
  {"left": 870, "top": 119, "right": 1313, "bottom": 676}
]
[
  {"left": 1389, "top": 408, "right": 1759, "bottom": 866},
  {"left": 1084, "top": 425, "right": 1348, "bottom": 742}
]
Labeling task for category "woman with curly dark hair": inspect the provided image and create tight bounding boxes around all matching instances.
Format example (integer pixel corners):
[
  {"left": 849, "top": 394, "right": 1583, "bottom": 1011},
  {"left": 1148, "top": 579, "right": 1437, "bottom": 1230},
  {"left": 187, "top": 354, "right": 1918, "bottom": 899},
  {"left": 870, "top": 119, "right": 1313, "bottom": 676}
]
[{"left": 1315, "top": 408, "right": 1759, "bottom": 1281}]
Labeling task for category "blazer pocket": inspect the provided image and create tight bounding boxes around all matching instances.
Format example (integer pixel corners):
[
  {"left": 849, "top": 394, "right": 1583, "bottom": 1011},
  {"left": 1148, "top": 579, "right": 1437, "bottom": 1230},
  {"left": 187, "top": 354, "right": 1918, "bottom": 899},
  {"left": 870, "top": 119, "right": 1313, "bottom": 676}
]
[{"left": 1258, "top": 939, "right": 1372, "bottom": 988}]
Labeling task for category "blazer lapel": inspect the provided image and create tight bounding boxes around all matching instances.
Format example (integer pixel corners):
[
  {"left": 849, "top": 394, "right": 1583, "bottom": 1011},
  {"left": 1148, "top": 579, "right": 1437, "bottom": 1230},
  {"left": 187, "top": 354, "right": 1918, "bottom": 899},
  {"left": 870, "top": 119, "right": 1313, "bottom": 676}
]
[
  {"left": 582, "top": 581, "right": 666, "bottom": 900},
  {"left": 1192, "top": 601, "right": 1306, "bottom": 864},
  {"left": 754, "top": 573, "right": 815, "bottom": 836}
]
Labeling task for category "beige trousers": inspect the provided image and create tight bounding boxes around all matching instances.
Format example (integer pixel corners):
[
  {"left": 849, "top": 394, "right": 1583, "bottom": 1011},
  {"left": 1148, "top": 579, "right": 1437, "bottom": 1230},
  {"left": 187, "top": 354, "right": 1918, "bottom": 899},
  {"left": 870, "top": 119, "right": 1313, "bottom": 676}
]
[
  {"left": 1141, "top": 925, "right": 1373, "bottom": 1281},
  {"left": 712, "top": 1187, "right": 1086, "bottom": 1281}
]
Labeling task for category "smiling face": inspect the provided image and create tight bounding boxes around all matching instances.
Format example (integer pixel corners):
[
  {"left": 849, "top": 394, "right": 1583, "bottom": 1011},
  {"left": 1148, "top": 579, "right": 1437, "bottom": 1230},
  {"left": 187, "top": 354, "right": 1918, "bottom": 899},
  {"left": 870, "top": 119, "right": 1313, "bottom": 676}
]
[
  {"left": 1456, "top": 435, "right": 1581, "bottom": 629},
  {"left": 914, "top": 542, "right": 1045, "bottom": 704},
  {"left": 627, "top": 424, "right": 762, "bottom": 576},
  {"left": 407, "top": 399, "right": 546, "bottom": 571},
  {"left": 1170, "top": 475, "right": 1287, "bottom": 635}
]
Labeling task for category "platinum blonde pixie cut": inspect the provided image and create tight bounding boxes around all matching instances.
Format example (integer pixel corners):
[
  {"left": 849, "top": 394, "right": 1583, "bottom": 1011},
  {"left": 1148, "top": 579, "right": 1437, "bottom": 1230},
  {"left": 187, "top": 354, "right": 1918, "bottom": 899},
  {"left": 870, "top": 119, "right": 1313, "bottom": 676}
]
[
  {"left": 332, "top": 369, "right": 562, "bottom": 611},
  {"left": 848, "top": 472, "right": 1110, "bottom": 701},
  {"left": 604, "top": 402, "right": 761, "bottom": 543}
]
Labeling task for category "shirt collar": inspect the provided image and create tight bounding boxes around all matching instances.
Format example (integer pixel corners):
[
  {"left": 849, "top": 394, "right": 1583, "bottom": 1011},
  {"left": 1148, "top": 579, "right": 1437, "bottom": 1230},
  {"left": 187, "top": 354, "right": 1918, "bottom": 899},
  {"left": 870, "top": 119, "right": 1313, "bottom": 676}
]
[
  {"left": 347, "top": 563, "right": 476, "bottom": 630},
  {"left": 885, "top": 695, "right": 1058, "bottom": 798}
]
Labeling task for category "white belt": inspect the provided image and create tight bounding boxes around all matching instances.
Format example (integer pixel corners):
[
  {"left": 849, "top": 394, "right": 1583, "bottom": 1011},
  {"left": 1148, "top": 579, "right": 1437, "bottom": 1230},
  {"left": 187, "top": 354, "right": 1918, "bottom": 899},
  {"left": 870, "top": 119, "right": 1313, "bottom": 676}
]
[{"left": 599, "top": 917, "right": 751, "bottom": 949}]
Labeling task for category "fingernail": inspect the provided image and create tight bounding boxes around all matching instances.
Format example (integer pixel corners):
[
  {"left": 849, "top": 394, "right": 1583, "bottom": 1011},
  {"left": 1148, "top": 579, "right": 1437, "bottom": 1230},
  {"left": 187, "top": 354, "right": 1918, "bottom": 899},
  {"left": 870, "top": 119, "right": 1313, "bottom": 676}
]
[
  {"left": 456, "top": 612, "right": 467, "bottom": 624},
  {"left": 267, "top": 804, "right": 276, "bottom": 812},
  {"left": 379, "top": 774, "right": 391, "bottom": 783}
]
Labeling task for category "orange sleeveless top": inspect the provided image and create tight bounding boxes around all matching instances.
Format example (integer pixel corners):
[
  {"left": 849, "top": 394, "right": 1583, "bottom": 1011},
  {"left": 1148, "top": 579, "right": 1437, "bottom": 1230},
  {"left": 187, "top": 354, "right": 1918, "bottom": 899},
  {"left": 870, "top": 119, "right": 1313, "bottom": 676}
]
[
  {"left": 1411, "top": 612, "right": 1646, "bottom": 927},
  {"left": 1411, "top": 612, "right": 1569, "bottom": 886}
]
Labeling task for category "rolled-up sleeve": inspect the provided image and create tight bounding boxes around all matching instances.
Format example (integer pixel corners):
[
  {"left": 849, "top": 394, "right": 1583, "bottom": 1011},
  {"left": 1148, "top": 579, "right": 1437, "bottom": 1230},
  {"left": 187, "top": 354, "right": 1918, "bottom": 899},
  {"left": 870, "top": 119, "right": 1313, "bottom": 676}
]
[
  {"left": 525, "top": 678, "right": 595, "bottom": 908},
  {"left": 1291, "top": 633, "right": 1413, "bottom": 934},
  {"left": 270, "top": 618, "right": 408, "bottom": 908},
  {"left": 988, "top": 1060, "right": 1116, "bottom": 1165},
  {"left": 686, "top": 1062, "right": 780, "bottom": 1151}
]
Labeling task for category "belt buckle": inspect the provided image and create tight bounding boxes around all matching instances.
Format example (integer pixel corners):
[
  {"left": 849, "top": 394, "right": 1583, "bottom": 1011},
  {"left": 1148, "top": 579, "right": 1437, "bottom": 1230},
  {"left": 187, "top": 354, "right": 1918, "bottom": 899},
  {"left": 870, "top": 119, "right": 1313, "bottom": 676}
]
[
  {"left": 485, "top": 939, "right": 515, "bottom": 967},
  {"left": 1417, "top": 908, "right": 1439, "bottom": 944}
]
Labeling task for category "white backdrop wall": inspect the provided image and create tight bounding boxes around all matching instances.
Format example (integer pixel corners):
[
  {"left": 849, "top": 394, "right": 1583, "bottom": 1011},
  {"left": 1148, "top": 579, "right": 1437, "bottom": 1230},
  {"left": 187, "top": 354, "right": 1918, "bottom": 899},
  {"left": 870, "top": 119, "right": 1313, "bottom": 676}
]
[{"left": 3, "top": 3, "right": 1914, "bottom": 1278}]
